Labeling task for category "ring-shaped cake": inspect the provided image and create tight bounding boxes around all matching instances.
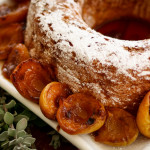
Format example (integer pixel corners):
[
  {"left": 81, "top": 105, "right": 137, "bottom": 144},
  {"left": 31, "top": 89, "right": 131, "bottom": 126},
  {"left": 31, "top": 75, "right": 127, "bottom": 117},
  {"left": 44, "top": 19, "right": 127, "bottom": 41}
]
[{"left": 25, "top": 0, "right": 150, "bottom": 113}]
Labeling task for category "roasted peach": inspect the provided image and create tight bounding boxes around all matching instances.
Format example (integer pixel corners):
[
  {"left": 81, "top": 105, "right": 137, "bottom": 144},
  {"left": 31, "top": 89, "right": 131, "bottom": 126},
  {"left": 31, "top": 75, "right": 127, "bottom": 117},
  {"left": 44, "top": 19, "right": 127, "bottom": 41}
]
[
  {"left": 40, "top": 82, "right": 71, "bottom": 120},
  {"left": 94, "top": 107, "right": 139, "bottom": 146},
  {"left": 0, "top": 0, "right": 30, "bottom": 26},
  {"left": 136, "top": 91, "right": 150, "bottom": 138},
  {"left": 0, "top": 23, "right": 24, "bottom": 60},
  {"left": 2, "top": 43, "right": 30, "bottom": 79},
  {"left": 56, "top": 93, "right": 106, "bottom": 135},
  {"left": 11, "top": 58, "right": 53, "bottom": 103}
]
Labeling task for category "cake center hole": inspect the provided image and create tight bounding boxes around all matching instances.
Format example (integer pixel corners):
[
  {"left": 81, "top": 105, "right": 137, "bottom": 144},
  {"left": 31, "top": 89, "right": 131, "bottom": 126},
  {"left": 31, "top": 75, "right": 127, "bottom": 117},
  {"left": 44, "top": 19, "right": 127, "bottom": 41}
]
[{"left": 95, "top": 17, "right": 150, "bottom": 41}]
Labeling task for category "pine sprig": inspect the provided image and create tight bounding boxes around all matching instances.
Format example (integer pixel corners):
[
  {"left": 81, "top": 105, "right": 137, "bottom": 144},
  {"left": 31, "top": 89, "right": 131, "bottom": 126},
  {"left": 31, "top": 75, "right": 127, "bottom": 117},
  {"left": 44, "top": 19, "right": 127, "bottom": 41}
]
[{"left": 0, "top": 91, "right": 36, "bottom": 150}]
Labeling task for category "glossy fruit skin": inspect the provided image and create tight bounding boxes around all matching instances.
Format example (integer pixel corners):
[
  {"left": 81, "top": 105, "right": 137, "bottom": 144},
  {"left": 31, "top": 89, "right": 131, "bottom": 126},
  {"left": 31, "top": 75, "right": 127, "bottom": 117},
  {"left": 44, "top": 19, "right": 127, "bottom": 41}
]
[
  {"left": 40, "top": 82, "right": 71, "bottom": 120},
  {"left": 56, "top": 93, "right": 106, "bottom": 135},
  {"left": 0, "top": 23, "right": 24, "bottom": 60},
  {"left": 11, "top": 58, "right": 53, "bottom": 103},
  {"left": 2, "top": 43, "right": 30, "bottom": 79},
  {"left": 94, "top": 107, "right": 139, "bottom": 146},
  {"left": 136, "top": 91, "right": 150, "bottom": 138},
  {"left": 0, "top": 0, "right": 30, "bottom": 26}
]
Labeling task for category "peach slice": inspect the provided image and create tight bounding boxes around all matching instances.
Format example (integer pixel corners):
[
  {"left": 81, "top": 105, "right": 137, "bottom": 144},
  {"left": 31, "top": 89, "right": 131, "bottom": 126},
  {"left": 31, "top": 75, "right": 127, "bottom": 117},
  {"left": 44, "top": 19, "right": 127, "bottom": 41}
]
[
  {"left": 56, "top": 93, "right": 106, "bottom": 135},
  {"left": 11, "top": 58, "right": 53, "bottom": 103},
  {"left": 0, "top": 0, "right": 30, "bottom": 26},
  {"left": 94, "top": 107, "right": 139, "bottom": 146},
  {"left": 2, "top": 43, "right": 30, "bottom": 79},
  {"left": 136, "top": 91, "right": 150, "bottom": 138},
  {"left": 0, "top": 23, "right": 24, "bottom": 60},
  {"left": 40, "top": 82, "right": 71, "bottom": 120}
]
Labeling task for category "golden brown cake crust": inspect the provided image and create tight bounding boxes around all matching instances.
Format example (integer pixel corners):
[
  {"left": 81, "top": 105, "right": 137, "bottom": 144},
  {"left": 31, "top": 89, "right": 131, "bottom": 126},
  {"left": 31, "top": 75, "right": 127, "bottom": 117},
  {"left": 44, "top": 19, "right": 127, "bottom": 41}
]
[{"left": 25, "top": 0, "right": 150, "bottom": 112}]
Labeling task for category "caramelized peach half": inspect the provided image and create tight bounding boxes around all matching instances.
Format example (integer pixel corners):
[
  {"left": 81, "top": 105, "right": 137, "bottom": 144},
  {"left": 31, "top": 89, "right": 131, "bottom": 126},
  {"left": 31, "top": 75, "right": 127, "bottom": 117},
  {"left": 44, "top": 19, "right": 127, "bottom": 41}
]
[
  {"left": 40, "top": 82, "right": 71, "bottom": 120},
  {"left": 94, "top": 108, "right": 139, "bottom": 146},
  {"left": 11, "top": 58, "right": 53, "bottom": 103},
  {"left": 2, "top": 43, "right": 30, "bottom": 79},
  {"left": 0, "top": 23, "right": 24, "bottom": 60},
  {"left": 56, "top": 93, "right": 106, "bottom": 135},
  {"left": 0, "top": 0, "right": 30, "bottom": 26},
  {"left": 136, "top": 91, "right": 150, "bottom": 138}
]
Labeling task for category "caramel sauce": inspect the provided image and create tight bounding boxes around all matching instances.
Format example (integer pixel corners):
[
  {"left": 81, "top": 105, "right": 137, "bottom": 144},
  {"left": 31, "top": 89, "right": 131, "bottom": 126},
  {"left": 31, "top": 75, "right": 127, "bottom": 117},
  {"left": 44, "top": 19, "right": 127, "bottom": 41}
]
[{"left": 95, "top": 17, "right": 150, "bottom": 40}]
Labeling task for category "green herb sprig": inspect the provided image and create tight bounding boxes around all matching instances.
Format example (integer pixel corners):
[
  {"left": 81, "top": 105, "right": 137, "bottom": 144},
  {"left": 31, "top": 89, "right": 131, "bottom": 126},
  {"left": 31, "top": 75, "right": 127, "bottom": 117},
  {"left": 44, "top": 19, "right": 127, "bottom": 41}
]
[
  {"left": 0, "top": 88, "right": 74, "bottom": 150},
  {"left": 0, "top": 90, "right": 36, "bottom": 150},
  {"left": 49, "top": 130, "right": 69, "bottom": 149}
]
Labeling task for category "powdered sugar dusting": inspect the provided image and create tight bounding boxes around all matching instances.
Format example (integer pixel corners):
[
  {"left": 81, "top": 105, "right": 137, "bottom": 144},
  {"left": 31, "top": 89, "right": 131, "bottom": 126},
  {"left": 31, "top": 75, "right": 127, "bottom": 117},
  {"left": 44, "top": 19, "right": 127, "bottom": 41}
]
[
  {"left": 26, "top": 0, "right": 150, "bottom": 110},
  {"left": 33, "top": 0, "right": 150, "bottom": 80}
]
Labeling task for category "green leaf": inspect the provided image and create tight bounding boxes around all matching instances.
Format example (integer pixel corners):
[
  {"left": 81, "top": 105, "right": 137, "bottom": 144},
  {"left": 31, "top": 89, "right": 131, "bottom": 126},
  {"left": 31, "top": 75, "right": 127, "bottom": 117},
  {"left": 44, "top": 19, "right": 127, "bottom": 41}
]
[
  {"left": 23, "top": 137, "right": 36, "bottom": 145},
  {"left": 16, "top": 137, "right": 24, "bottom": 144},
  {"left": 0, "top": 122, "right": 4, "bottom": 127},
  {"left": 49, "top": 130, "right": 57, "bottom": 135},
  {"left": 4, "top": 112, "right": 14, "bottom": 125},
  {"left": 5, "top": 100, "right": 16, "bottom": 109},
  {"left": 0, "top": 108, "right": 4, "bottom": 114},
  {"left": 0, "top": 108, "right": 4, "bottom": 121},
  {"left": 0, "top": 88, "right": 36, "bottom": 150},
  {"left": 23, "top": 142, "right": 31, "bottom": 147},
  {"left": 0, "top": 105, "right": 3, "bottom": 108},
  {"left": 13, "top": 146, "right": 19, "bottom": 150},
  {"left": 50, "top": 135, "right": 60, "bottom": 149},
  {"left": 0, "top": 114, "right": 4, "bottom": 121},
  {"left": 1, "top": 140, "right": 9, "bottom": 147},
  {"left": 9, "top": 139, "right": 17, "bottom": 146},
  {"left": 0, "top": 131, "right": 8, "bottom": 141},
  {"left": 0, "top": 97, "right": 6, "bottom": 104},
  {"left": 53, "top": 135, "right": 59, "bottom": 141},
  {"left": 8, "top": 128, "right": 16, "bottom": 137},
  {"left": 17, "top": 130, "right": 26, "bottom": 138},
  {"left": 14, "top": 115, "right": 29, "bottom": 122},
  {"left": 16, "top": 118, "right": 27, "bottom": 131},
  {"left": 20, "top": 134, "right": 32, "bottom": 139},
  {"left": 13, "top": 111, "right": 17, "bottom": 116}
]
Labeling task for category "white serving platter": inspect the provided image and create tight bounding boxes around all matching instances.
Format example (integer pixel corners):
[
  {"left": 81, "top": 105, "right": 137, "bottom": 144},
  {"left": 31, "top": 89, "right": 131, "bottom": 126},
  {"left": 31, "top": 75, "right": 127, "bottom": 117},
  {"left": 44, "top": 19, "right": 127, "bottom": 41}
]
[
  {"left": 0, "top": 0, "right": 150, "bottom": 149},
  {"left": 0, "top": 62, "right": 150, "bottom": 150}
]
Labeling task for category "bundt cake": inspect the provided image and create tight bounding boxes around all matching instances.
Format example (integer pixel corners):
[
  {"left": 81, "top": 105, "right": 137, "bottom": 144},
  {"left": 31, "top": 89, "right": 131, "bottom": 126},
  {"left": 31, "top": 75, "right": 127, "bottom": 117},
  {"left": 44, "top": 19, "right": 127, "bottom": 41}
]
[{"left": 25, "top": 0, "right": 150, "bottom": 112}]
